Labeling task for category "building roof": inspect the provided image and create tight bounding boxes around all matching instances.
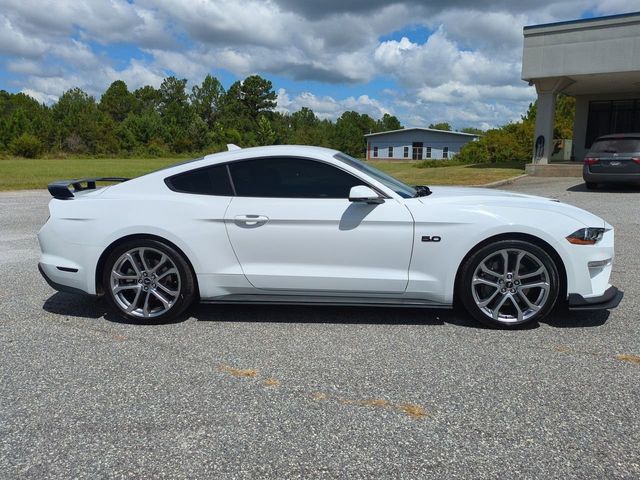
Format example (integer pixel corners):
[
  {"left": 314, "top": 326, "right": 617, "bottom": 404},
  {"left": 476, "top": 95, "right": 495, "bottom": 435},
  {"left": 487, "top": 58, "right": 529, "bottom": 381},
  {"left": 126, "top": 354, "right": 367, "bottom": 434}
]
[
  {"left": 364, "top": 127, "right": 480, "bottom": 138},
  {"left": 524, "top": 11, "right": 640, "bottom": 34}
]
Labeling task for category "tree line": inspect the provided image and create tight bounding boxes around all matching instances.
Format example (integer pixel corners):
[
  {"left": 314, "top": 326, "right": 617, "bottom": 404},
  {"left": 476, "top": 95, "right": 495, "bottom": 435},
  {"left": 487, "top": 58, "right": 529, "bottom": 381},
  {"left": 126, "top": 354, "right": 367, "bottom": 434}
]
[
  {"left": 0, "top": 74, "right": 404, "bottom": 159},
  {"left": 0, "top": 72, "right": 575, "bottom": 163}
]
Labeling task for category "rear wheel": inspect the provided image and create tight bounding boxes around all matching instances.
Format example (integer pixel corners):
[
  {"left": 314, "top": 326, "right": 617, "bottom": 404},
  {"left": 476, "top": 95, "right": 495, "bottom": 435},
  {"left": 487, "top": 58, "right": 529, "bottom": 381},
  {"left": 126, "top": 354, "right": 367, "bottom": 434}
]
[
  {"left": 459, "top": 240, "right": 560, "bottom": 328},
  {"left": 102, "top": 239, "right": 196, "bottom": 322},
  {"left": 585, "top": 181, "right": 598, "bottom": 190}
]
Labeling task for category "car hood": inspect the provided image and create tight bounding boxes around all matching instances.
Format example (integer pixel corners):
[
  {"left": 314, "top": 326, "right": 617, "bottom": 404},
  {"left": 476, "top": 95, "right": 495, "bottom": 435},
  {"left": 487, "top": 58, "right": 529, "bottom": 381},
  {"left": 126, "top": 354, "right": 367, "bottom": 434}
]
[{"left": 417, "top": 186, "right": 605, "bottom": 227}]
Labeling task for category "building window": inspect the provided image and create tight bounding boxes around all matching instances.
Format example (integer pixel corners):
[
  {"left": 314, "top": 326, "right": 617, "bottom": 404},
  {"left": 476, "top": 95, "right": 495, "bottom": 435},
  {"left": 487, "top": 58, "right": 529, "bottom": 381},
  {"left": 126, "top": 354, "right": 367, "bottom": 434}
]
[
  {"left": 403, "top": 146, "right": 409, "bottom": 158},
  {"left": 443, "top": 147, "right": 449, "bottom": 159},
  {"left": 388, "top": 146, "right": 393, "bottom": 158},
  {"left": 426, "top": 147, "right": 432, "bottom": 159},
  {"left": 373, "top": 146, "right": 378, "bottom": 158}
]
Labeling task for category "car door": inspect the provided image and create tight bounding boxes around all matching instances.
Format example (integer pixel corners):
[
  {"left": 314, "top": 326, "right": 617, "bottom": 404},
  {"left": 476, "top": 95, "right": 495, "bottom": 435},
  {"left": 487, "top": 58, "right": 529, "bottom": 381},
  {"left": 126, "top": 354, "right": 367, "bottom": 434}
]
[{"left": 224, "top": 157, "right": 414, "bottom": 293}]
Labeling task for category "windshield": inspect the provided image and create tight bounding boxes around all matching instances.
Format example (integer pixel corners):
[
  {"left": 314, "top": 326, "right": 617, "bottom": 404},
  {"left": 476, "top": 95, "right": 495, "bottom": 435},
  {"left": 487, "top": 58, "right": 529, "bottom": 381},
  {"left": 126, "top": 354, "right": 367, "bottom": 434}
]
[{"left": 334, "top": 153, "right": 417, "bottom": 198}]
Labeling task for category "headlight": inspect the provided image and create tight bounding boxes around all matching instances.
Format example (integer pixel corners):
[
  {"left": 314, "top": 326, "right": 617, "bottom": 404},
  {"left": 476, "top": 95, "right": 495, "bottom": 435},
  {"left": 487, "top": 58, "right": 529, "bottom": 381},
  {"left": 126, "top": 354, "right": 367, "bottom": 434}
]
[{"left": 566, "top": 227, "right": 605, "bottom": 245}]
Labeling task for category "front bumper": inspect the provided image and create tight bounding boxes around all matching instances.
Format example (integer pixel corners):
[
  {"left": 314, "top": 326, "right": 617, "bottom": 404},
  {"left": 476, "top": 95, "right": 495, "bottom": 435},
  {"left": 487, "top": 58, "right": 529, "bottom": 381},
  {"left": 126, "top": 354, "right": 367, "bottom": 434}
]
[{"left": 567, "top": 285, "right": 623, "bottom": 311}]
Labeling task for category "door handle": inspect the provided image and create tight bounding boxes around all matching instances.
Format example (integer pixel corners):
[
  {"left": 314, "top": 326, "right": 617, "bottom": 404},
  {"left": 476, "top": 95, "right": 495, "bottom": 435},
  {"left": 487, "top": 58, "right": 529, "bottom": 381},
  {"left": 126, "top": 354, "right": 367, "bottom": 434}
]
[{"left": 234, "top": 215, "right": 269, "bottom": 228}]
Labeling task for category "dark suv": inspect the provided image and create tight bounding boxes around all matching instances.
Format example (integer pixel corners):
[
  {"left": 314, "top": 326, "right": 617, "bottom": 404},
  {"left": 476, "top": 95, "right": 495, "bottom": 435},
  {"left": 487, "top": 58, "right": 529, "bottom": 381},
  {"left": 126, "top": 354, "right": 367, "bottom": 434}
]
[{"left": 583, "top": 134, "right": 640, "bottom": 189}]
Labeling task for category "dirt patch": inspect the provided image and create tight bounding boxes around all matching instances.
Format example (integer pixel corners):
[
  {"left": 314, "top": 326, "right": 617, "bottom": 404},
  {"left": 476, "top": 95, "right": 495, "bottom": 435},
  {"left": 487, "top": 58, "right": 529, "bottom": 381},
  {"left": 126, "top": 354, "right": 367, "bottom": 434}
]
[
  {"left": 398, "top": 403, "right": 429, "bottom": 418},
  {"left": 218, "top": 365, "right": 258, "bottom": 377},
  {"left": 264, "top": 378, "right": 280, "bottom": 386},
  {"left": 615, "top": 354, "right": 640, "bottom": 365},
  {"left": 341, "top": 399, "right": 390, "bottom": 408}
]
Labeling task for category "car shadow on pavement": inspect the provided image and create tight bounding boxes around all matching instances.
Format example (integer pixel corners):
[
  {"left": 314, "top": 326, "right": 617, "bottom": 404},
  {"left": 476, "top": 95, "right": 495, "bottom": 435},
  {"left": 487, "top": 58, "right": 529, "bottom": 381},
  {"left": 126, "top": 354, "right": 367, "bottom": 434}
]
[
  {"left": 190, "top": 303, "right": 458, "bottom": 326},
  {"left": 567, "top": 183, "right": 640, "bottom": 193},
  {"left": 42, "top": 291, "right": 184, "bottom": 325},
  {"left": 42, "top": 292, "right": 609, "bottom": 329},
  {"left": 542, "top": 308, "right": 610, "bottom": 328}
]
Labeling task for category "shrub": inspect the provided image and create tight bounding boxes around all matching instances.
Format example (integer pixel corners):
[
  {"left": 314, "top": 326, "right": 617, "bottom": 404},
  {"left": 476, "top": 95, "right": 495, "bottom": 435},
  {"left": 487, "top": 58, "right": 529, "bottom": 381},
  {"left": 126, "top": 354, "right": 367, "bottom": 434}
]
[
  {"left": 415, "top": 159, "right": 468, "bottom": 168},
  {"left": 146, "top": 137, "right": 170, "bottom": 157},
  {"left": 9, "top": 133, "right": 42, "bottom": 158}
]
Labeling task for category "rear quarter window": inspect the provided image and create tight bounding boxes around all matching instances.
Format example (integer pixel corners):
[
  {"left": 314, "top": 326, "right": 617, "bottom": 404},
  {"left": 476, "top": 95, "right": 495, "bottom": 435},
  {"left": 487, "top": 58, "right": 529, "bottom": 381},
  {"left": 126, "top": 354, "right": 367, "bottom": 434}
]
[{"left": 165, "top": 164, "right": 233, "bottom": 196}]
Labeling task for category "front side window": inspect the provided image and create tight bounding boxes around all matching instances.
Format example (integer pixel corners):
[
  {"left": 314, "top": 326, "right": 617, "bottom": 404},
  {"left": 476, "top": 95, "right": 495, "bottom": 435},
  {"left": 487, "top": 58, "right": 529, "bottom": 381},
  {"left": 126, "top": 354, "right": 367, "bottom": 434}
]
[
  {"left": 165, "top": 164, "right": 233, "bottom": 196},
  {"left": 229, "top": 157, "right": 364, "bottom": 198},
  {"left": 334, "top": 153, "right": 416, "bottom": 198}
]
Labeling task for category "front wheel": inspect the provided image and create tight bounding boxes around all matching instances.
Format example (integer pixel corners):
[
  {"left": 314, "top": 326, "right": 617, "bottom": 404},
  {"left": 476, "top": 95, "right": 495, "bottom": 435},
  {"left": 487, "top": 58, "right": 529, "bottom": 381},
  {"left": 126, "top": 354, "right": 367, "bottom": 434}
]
[
  {"left": 102, "top": 239, "right": 196, "bottom": 322},
  {"left": 458, "top": 240, "right": 560, "bottom": 328}
]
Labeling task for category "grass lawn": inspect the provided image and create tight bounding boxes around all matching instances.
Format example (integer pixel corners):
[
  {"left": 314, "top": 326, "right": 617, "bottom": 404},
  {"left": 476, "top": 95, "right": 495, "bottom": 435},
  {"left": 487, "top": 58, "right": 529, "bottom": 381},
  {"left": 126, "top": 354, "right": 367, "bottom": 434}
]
[
  {"left": 372, "top": 161, "right": 525, "bottom": 186},
  {"left": 0, "top": 156, "right": 525, "bottom": 191},
  {"left": 0, "top": 157, "right": 182, "bottom": 191}
]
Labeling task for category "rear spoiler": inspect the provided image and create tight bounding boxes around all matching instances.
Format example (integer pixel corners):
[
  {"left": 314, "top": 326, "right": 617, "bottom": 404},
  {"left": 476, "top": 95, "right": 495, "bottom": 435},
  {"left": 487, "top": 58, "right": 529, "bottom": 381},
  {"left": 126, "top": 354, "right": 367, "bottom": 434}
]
[{"left": 47, "top": 177, "right": 130, "bottom": 199}]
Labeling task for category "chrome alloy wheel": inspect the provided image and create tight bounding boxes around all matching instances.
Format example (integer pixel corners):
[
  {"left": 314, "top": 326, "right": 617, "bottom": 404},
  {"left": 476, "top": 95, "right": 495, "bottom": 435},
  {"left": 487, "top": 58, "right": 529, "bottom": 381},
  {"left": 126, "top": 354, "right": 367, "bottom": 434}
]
[
  {"left": 110, "top": 247, "right": 181, "bottom": 318},
  {"left": 471, "top": 248, "right": 550, "bottom": 324}
]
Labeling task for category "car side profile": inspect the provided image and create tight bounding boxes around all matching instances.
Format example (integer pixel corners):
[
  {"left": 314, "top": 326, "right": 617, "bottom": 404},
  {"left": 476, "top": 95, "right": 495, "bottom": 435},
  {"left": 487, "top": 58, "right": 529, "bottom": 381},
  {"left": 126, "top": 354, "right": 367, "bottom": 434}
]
[
  {"left": 583, "top": 133, "right": 640, "bottom": 189},
  {"left": 38, "top": 145, "right": 623, "bottom": 328}
]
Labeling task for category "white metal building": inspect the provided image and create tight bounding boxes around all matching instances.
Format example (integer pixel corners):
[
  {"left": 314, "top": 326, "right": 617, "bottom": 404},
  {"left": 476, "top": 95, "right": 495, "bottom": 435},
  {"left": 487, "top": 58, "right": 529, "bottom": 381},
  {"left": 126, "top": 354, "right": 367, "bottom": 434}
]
[
  {"left": 522, "top": 12, "right": 640, "bottom": 163},
  {"left": 364, "top": 128, "right": 480, "bottom": 160}
]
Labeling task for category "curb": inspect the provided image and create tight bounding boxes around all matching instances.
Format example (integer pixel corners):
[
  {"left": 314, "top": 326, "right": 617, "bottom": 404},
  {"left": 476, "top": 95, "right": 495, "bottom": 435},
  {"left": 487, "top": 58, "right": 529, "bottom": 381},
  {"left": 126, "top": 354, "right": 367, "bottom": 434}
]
[{"left": 475, "top": 174, "right": 529, "bottom": 188}]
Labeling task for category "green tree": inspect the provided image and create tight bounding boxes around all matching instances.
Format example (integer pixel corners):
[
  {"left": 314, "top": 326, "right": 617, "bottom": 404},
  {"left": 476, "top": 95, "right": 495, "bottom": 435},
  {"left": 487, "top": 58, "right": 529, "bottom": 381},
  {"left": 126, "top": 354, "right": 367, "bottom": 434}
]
[
  {"left": 158, "top": 76, "right": 194, "bottom": 151},
  {"left": 191, "top": 74, "right": 225, "bottom": 128},
  {"left": 332, "top": 111, "right": 377, "bottom": 157},
  {"left": 188, "top": 115, "right": 210, "bottom": 151},
  {"left": 428, "top": 122, "right": 452, "bottom": 131},
  {"left": 460, "top": 127, "right": 484, "bottom": 135},
  {"left": 377, "top": 113, "right": 402, "bottom": 131},
  {"left": 52, "top": 88, "right": 102, "bottom": 153},
  {"left": 0, "top": 91, "right": 53, "bottom": 151},
  {"left": 99, "top": 80, "right": 135, "bottom": 122},
  {"left": 133, "top": 85, "right": 161, "bottom": 114},
  {"left": 239, "top": 75, "right": 277, "bottom": 118},
  {"left": 256, "top": 115, "right": 276, "bottom": 145},
  {"left": 220, "top": 75, "right": 277, "bottom": 137}
]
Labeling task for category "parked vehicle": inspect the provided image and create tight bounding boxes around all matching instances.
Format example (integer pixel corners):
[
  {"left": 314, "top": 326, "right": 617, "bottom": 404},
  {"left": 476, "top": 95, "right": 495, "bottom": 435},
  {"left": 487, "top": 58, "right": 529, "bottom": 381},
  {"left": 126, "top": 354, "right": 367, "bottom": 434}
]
[
  {"left": 583, "top": 134, "right": 640, "bottom": 189},
  {"left": 38, "top": 145, "right": 622, "bottom": 328}
]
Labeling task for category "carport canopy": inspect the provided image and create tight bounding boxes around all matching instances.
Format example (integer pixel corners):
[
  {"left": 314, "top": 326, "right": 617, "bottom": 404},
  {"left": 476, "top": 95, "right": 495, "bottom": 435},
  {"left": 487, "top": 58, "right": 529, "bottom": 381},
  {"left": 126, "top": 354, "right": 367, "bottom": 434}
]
[{"left": 522, "top": 13, "right": 640, "bottom": 163}]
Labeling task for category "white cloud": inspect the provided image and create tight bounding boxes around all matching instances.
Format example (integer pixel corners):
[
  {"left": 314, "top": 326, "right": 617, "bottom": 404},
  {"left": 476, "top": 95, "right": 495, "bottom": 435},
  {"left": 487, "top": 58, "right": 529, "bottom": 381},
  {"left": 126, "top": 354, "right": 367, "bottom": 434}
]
[
  {"left": 3, "top": 0, "right": 640, "bottom": 127},
  {"left": 277, "top": 89, "right": 393, "bottom": 120},
  {"left": 19, "top": 88, "right": 59, "bottom": 104},
  {"left": 0, "top": 15, "right": 48, "bottom": 57}
]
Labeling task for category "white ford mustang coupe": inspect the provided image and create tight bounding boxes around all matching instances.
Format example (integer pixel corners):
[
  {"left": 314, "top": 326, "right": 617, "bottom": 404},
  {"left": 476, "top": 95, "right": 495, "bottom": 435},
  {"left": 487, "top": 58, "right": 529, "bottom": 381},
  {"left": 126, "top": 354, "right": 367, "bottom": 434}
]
[{"left": 38, "top": 145, "right": 622, "bottom": 328}]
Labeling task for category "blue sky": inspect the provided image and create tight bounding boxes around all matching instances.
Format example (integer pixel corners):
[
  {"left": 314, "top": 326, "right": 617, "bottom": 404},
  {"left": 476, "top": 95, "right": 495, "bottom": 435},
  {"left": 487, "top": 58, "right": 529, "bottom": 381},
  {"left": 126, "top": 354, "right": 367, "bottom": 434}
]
[{"left": 1, "top": 0, "right": 639, "bottom": 129}]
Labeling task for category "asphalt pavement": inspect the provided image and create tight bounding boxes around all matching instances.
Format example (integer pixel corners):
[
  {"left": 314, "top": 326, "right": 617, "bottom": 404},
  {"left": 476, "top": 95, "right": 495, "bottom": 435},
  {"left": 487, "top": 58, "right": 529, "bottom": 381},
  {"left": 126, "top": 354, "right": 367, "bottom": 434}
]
[{"left": 1, "top": 178, "right": 639, "bottom": 479}]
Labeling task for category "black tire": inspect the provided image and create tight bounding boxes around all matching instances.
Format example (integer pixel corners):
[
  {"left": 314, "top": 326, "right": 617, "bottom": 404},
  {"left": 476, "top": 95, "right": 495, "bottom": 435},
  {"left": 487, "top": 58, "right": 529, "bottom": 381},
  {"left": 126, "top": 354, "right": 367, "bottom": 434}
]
[
  {"left": 102, "top": 238, "right": 196, "bottom": 323},
  {"left": 458, "top": 239, "right": 560, "bottom": 328},
  {"left": 585, "top": 182, "right": 598, "bottom": 190}
]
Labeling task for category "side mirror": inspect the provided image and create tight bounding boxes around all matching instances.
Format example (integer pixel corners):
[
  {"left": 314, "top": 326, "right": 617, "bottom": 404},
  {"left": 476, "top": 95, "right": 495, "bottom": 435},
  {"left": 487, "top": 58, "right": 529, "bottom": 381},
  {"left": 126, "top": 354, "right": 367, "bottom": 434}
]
[{"left": 349, "top": 185, "right": 384, "bottom": 204}]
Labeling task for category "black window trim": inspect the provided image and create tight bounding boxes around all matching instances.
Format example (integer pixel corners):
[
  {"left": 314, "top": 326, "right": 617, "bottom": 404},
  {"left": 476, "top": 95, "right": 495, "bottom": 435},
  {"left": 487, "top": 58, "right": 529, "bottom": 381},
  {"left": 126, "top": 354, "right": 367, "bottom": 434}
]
[{"left": 165, "top": 155, "right": 391, "bottom": 199}]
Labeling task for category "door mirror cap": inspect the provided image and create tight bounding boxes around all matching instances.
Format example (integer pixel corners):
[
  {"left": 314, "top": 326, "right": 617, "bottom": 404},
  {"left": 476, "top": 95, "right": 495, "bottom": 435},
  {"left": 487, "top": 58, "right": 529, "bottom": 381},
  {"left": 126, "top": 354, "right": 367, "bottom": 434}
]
[{"left": 349, "top": 185, "right": 384, "bottom": 204}]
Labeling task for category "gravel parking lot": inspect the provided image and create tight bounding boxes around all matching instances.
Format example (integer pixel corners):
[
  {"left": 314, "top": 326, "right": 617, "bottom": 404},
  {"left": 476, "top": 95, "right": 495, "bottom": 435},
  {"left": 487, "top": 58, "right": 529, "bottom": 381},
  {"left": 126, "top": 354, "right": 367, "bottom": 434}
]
[{"left": 1, "top": 178, "right": 639, "bottom": 479}]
